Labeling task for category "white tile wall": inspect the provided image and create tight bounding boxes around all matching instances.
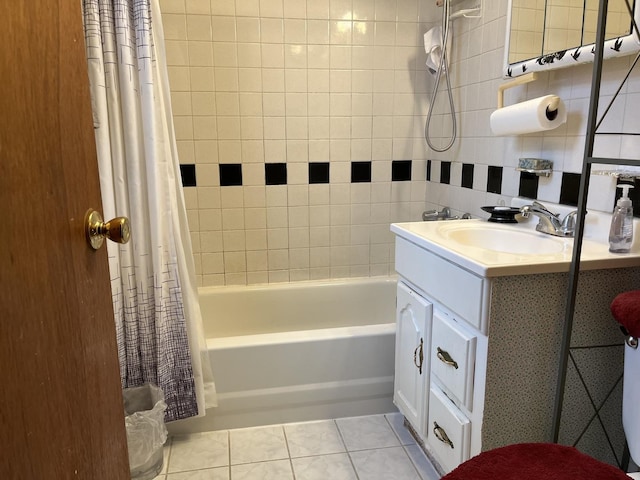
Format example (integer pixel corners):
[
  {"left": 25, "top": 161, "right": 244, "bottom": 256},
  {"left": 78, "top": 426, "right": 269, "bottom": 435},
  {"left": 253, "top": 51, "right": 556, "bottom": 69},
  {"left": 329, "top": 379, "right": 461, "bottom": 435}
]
[
  {"left": 161, "top": 0, "right": 434, "bottom": 286},
  {"left": 163, "top": 0, "right": 639, "bottom": 286}
]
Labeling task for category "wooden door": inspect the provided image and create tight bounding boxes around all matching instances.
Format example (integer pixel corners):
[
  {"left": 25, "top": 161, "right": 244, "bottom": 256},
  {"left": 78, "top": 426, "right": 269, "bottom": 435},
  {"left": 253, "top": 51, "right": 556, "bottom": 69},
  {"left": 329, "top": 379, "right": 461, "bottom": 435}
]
[{"left": 0, "top": 1, "right": 130, "bottom": 478}]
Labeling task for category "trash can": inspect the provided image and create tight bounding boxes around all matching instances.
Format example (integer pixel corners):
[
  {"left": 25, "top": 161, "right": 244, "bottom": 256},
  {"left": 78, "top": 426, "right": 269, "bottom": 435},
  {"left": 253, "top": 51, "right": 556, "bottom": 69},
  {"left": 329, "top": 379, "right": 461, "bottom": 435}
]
[{"left": 123, "top": 384, "right": 168, "bottom": 480}]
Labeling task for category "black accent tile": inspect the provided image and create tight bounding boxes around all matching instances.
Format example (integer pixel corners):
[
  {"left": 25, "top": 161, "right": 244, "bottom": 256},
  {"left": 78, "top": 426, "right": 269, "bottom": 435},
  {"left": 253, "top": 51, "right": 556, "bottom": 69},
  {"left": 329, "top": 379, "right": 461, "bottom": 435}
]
[
  {"left": 392, "top": 160, "right": 412, "bottom": 181},
  {"left": 518, "top": 172, "right": 539, "bottom": 199},
  {"left": 486, "top": 166, "right": 503, "bottom": 194},
  {"left": 614, "top": 178, "right": 640, "bottom": 218},
  {"left": 180, "top": 164, "right": 197, "bottom": 187},
  {"left": 440, "top": 161, "right": 451, "bottom": 185},
  {"left": 559, "top": 172, "right": 581, "bottom": 206},
  {"left": 309, "top": 162, "right": 330, "bottom": 184},
  {"left": 351, "top": 161, "right": 372, "bottom": 183},
  {"left": 426, "top": 160, "right": 432, "bottom": 181},
  {"left": 461, "top": 163, "right": 474, "bottom": 189},
  {"left": 265, "top": 163, "right": 287, "bottom": 185},
  {"left": 219, "top": 164, "right": 243, "bottom": 186}
]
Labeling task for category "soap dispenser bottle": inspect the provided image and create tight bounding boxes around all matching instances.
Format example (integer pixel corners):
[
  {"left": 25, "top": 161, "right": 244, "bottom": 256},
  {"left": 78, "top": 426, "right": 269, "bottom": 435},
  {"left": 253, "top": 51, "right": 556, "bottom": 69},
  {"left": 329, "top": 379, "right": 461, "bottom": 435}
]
[{"left": 609, "top": 184, "right": 634, "bottom": 253}]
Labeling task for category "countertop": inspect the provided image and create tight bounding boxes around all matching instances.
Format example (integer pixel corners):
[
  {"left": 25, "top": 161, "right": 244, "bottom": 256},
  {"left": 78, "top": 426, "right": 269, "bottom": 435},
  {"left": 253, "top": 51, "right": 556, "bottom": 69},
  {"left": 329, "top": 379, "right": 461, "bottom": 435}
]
[{"left": 391, "top": 218, "right": 640, "bottom": 277}]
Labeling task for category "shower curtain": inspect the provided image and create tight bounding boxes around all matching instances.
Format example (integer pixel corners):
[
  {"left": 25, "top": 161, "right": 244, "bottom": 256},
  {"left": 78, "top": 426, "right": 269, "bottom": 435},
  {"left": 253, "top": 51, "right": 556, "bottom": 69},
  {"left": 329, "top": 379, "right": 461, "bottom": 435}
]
[{"left": 82, "top": 0, "right": 216, "bottom": 421}]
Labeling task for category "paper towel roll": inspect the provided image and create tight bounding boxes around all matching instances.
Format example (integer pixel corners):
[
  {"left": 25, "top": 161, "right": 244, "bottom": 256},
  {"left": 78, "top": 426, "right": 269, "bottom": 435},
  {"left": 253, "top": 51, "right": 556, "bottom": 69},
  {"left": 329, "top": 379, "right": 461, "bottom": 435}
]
[{"left": 490, "top": 95, "right": 567, "bottom": 136}]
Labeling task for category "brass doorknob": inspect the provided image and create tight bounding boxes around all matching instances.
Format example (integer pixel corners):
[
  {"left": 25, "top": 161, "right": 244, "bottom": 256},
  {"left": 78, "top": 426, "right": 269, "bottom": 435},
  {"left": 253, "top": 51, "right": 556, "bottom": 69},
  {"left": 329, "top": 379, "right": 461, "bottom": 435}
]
[{"left": 85, "top": 209, "right": 131, "bottom": 250}]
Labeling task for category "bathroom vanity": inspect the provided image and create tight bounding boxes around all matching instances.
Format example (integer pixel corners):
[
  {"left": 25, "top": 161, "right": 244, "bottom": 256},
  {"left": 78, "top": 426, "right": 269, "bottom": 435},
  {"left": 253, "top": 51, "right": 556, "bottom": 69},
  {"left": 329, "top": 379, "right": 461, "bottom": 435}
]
[{"left": 391, "top": 217, "right": 640, "bottom": 473}]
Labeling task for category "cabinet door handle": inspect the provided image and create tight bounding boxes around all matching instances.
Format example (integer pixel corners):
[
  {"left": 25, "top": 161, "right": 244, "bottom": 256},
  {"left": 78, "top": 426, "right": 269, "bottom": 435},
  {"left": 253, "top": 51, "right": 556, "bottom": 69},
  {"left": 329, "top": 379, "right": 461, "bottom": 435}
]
[
  {"left": 413, "top": 338, "right": 424, "bottom": 374},
  {"left": 433, "top": 422, "right": 454, "bottom": 449},
  {"left": 436, "top": 347, "right": 459, "bottom": 369}
]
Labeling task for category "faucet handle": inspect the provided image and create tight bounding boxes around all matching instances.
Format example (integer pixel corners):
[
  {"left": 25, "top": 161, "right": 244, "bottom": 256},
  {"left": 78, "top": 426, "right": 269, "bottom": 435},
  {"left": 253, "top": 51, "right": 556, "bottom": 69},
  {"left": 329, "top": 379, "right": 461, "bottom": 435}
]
[
  {"left": 561, "top": 210, "right": 583, "bottom": 235},
  {"left": 561, "top": 211, "right": 577, "bottom": 232}
]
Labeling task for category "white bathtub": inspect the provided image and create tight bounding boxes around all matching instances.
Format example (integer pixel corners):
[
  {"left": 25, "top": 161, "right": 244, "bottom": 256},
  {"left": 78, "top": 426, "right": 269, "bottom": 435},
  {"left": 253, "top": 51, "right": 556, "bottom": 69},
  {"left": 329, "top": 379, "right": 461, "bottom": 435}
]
[{"left": 168, "top": 276, "right": 398, "bottom": 433}]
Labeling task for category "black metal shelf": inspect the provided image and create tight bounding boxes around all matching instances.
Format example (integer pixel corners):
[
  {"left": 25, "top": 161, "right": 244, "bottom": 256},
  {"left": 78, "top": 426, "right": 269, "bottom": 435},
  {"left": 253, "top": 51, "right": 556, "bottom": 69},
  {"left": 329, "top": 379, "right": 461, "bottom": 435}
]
[
  {"left": 552, "top": 0, "right": 639, "bottom": 471},
  {"left": 587, "top": 157, "right": 640, "bottom": 166}
]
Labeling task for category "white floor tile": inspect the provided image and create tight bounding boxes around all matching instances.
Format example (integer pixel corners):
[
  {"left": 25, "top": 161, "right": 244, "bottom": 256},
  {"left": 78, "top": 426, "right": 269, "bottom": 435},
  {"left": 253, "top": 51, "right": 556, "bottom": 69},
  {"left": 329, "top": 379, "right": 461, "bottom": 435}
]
[
  {"left": 285, "top": 420, "right": 346, "bottom": 457},
  {"left": 230, "top": 459, "right": 294, "bottom": 479},
  {"left": 166, "top": 467, "right": 229, "bottom": 479},
  {"left": 336, "top": 415, "right": 401, "bottom": 451},
  {"left": 168, "top": 431, "right": 229, "bottom": 473},
  {"left": 162, "top": 414, "right": 441, "bottom": 480},
  {"left": 350, "top": 447, "right": 422, "bottom": 480},
  {"left": 230, "top": 425, "right": 289, "bottom": 465},
  {"left": 385, "top": 413, "right": 416, "bottom": 446},
  {"left": 292, "top": 453, "right": 358, "bottom": 480}
]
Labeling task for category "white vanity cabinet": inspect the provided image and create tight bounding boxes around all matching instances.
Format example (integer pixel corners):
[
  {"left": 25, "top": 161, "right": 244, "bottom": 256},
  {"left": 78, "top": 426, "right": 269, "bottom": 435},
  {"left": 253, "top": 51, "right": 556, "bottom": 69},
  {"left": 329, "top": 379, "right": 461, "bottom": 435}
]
[
  {"left": 393, "top": 236, "right": 489, "bottom": 474},
  {"left": 391, "top": 219, "right": 640, "bottom": 474}
]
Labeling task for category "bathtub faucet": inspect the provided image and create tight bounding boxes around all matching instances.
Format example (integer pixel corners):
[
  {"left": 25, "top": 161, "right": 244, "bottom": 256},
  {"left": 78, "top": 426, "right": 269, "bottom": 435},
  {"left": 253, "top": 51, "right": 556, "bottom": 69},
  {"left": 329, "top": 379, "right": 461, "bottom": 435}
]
[{"left": 422, "top": 207, "right": 472, "bottom": 221}]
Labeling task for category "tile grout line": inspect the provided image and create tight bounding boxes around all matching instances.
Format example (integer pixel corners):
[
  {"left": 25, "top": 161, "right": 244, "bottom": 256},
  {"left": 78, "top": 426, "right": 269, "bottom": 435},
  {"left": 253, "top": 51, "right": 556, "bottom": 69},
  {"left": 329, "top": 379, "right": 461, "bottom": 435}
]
[
  {"left": 227, "top": 429, "right": 231, "bottom": 478},
  {"left": 333, "top": 418, "right": 361, "bottom": 480},
  {"left": 281, "top": 424, "right": 298, "bottom": 480}
]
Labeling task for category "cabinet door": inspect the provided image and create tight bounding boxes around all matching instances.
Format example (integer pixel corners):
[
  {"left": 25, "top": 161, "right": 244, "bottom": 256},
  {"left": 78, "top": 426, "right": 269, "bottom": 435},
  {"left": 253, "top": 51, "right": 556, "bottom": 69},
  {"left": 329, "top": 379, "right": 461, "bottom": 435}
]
[{"left": 394, "top": 282, "right": 433, "bottom": 436}]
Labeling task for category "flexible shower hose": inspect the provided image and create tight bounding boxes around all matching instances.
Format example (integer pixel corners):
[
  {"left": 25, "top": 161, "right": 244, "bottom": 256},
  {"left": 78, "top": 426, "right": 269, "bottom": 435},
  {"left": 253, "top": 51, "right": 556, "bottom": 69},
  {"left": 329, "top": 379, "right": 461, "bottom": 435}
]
[{"left": 424, "top": 0, "right": 457, "bottom": 152}]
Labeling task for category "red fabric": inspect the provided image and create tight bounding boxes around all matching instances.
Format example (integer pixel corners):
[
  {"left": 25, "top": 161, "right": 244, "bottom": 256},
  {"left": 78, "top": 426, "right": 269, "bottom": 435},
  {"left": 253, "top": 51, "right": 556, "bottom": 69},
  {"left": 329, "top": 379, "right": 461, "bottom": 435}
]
[
  {"left": 442, "top": 443, "right": 630, "bottom": 480},
  {"left": 611, "top": 290, "right": 640, "bottom": 338}
]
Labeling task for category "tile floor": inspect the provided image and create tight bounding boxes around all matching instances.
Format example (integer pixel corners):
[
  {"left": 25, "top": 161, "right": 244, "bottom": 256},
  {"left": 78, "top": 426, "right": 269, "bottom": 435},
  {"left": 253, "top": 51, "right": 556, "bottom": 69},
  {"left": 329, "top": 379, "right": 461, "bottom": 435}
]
[{"left": 154, "top": 413, "right": 441, "bottom": 480}]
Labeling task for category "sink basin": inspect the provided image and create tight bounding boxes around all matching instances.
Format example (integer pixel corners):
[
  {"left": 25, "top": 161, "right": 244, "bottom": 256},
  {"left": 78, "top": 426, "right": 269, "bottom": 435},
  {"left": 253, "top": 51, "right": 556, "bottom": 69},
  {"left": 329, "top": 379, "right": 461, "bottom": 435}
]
[{"left": 439, "top": 223, "right": 569, "bottom": 255}]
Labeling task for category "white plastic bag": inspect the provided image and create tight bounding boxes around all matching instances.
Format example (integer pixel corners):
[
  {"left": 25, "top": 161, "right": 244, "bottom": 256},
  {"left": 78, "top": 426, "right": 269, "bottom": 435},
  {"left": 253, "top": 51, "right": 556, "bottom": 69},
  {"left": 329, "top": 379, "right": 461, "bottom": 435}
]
[{"left": 123, "top": 384, "right": 168, "bottom": 480}]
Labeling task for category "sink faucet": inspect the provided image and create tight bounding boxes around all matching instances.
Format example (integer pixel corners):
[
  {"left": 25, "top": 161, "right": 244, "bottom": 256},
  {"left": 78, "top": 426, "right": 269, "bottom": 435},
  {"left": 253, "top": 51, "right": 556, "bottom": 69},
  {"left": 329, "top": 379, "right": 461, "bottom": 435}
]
[{"left": 519, "top": 201, "right": 579, "bottom": 237}]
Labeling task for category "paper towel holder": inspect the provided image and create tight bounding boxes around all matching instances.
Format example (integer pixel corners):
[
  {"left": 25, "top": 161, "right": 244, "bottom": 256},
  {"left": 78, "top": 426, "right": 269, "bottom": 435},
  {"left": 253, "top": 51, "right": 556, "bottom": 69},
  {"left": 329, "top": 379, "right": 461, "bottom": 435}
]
[{"left": 497, "top": 72, "right": 561, "bottom": 119}]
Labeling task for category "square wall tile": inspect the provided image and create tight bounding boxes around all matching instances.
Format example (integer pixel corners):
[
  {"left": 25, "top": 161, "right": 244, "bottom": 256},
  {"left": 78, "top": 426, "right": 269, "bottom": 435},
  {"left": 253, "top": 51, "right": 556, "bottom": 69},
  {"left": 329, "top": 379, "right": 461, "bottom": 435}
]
[
  {"left": 351, "top": 161, "right": 372, "bottom": 183},
  {"left": 266, "top": 163, "right": 288, "bottom": 185},
  {"left": 392, "top": 160, "right": 412, "bottom": 181},
  {"left": 180, "top": 164, "right": 197, "bottom": 186},
  {"left": 219, "top": 164, "right": 243, "bottom": 186}
]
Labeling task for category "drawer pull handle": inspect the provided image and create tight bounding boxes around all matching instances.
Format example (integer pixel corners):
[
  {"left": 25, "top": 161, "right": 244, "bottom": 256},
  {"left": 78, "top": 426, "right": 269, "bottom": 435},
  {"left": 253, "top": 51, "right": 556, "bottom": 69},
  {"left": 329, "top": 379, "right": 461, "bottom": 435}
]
[
  {"left": 413, "top": 338, "right": 424, "bottom": 374},
  {"left": 433, "top": 422, "right": 454, "bottom": 449},
  {"left": 437, "top": 347, "right": 459, "bottom": 369}
]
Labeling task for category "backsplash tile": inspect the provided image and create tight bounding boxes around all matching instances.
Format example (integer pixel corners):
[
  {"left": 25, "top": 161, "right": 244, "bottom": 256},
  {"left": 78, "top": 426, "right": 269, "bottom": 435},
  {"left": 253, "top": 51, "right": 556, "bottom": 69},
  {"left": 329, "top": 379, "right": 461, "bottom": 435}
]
[
  {"left": 486, "top": 166, "right": 503, "bottom": 195},
  {"left": 461, "top": 163, "right": 474, "bottom": 189},
  {"left": 518, "top": 172, "right": 540, "bottom": 200},
  {"left": 559, "top": 172, "right": 582, "bottom": 207}
]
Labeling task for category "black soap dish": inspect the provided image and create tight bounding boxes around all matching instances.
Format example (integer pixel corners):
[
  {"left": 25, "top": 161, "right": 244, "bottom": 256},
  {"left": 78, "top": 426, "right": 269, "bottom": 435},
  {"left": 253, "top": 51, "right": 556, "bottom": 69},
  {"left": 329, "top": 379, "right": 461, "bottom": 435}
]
[{"left": 481, "top": 206, "right": 520, "bottom": 223}]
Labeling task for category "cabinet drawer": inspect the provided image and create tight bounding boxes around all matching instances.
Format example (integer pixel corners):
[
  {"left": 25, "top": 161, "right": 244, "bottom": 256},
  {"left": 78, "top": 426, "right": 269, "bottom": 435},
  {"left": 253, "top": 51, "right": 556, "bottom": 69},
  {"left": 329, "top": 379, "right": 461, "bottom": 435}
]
[
  {"left": 395, "top": 237, "right": 486, "bottom": 331},
  {"left": 428, "top": 385, "right": 471, "bottom": 473},
  {"left": 431, "top": 312, "right": 477, "bottom": 410}
]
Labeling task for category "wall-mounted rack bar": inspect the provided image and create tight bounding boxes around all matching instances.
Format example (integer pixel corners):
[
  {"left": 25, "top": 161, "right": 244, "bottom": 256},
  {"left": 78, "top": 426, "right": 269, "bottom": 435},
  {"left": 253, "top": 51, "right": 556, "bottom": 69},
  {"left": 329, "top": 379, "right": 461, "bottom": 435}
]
[{"left": 435, "top": 0, "right": 482, "bottom": 20}]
